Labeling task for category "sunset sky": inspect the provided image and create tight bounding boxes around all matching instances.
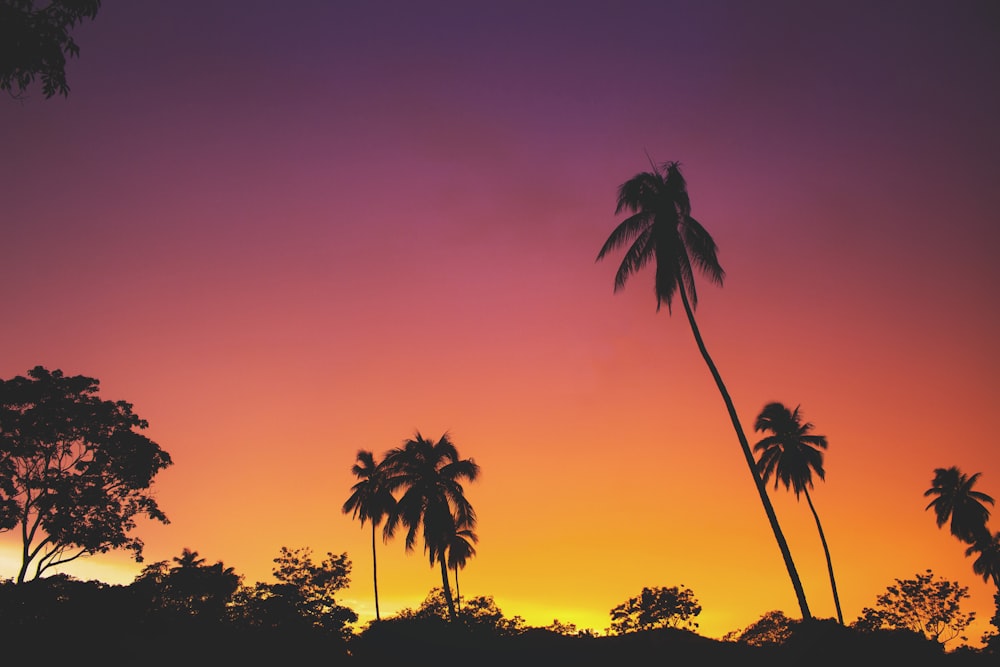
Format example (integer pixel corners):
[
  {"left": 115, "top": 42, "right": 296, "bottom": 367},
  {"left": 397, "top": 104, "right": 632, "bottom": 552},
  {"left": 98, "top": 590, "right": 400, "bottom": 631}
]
[{"left": 3, "top": 0, "right": 999, "bottom": 645}]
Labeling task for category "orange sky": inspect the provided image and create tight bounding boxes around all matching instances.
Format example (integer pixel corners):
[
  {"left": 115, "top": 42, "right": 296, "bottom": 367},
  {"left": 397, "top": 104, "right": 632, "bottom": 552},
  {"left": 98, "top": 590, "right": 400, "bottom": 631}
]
[{"left": 2, "top": 0, "right": 999, "bottom": 646}]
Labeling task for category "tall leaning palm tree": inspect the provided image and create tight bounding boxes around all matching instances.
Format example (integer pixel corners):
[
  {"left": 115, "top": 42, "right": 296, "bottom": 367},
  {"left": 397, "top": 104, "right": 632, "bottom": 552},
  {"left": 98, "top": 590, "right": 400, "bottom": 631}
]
[
  {"left": 381, "top": 431, "right": 480, "bottom": 622},
  {"left": 754, "top": 402, "right": 843, "bottom": 624},
  {"left": 596, "top": 160, "right": 811, "bottom": 619},
  {"left": 342, "top": 449, "right": 396, "bottom": 621},
  {"left": 924, "top": 466, "right": 995, "bottom": 545}
]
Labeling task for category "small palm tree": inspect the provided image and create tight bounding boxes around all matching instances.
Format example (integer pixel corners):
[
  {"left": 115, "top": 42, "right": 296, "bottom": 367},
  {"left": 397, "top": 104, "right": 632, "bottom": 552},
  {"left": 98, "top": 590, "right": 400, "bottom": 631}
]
[
  {"left": 342, "top": 450, "right": 396, "bottom": 621},
  {"left": 924, "top": 467, "right": 995, "bottom": 545},
  {"left": 966, "top": 532, "right": 1000, "bottom": 590},
  {"left": 754, "top": 402, "right": 843, "bottom": 624},
  {"left": 597, "top": 160, "right": 811, "bottom": 619},
  {"left": 381, "top": 431, "right": 479, "bottom": 621},
  {"left": 446, "top": 523, "right": 478, "bottom": 612}
]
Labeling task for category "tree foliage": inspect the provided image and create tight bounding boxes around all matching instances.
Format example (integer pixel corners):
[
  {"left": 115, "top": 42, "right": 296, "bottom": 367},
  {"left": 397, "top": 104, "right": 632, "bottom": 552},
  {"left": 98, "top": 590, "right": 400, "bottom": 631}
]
[
  {"left": 925, "top": 466, "right": 995, "bottom": 545},
  {"left": 396, "top": 587, "right": 525, "bottom": 635},
  {"left": 723, "top": 610, "right": 794, "bottom": 646},
  {"left": 132, "top": 548, "right": 240, "bottom": 623},
  {"left": 229, "top": 547, "right": 357, "bottom": 639},
  {"left": 608, "top": 585, "right": 702, "bottom": 634},
  {"left": 852, "top": 570, "right": 975, "bottom": 646},
  {"left": 0, "top": 0, "right": 101, "bottom": 98},
  {"left": 0, "top": 366, "right": 172, "bottom": 582}
]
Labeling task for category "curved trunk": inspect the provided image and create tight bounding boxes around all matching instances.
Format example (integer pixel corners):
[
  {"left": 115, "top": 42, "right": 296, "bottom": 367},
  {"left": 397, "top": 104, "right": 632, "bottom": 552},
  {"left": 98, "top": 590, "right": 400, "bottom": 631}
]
[
  {"left": 677, "top": 282, "right": 812, "bottom": 620},
  {"left": 371, "top": 522, "right": 381, "bottom": 621},
  {"left": 439, "top": 555, "right": 457, "bottom": 621},
  {"left": 804, "top": 487, "right": 844, "bottom": 623}
]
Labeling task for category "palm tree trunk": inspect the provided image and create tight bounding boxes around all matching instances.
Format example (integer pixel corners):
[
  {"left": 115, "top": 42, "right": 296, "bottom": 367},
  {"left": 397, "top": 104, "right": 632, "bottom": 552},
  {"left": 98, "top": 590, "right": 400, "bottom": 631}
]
[
  {"left": 804, "top": 487, "right": 843, "bottom": 623},
  {"left": 454, "top": 567, "right": 462, "bottom": 612},
  {"left": 439, "top": 556, "right": 458, "bottom": 621},
  {"left": 371, "top": 523, "right": 381, "bottom": 621},
  {"left": 676, "top": 281, "right": 812, "bottom": 620}
]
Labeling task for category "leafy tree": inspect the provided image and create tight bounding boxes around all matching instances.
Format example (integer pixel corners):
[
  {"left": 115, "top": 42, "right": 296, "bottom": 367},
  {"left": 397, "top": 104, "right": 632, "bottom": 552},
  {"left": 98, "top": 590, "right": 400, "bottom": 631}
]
[
  {"left": 0, "top": 0, "right": 101, "bottom": 98},
  {"left": 723, "top": 609, "right": 794, "bottom": 646},
  {"left": 342, "top": 449, "right": 395, "bottom": 620},
  {"left": 607, "top": 585, "right": 702, "bottom": 634},
  {"left": 925, "top": 466, "right": 994, "bottom": 545},
  {"left": 131, "top": 548, "right": 241, "bottom": 623},
  {"left": 228, "top": 547, "right": 356, "bottom": 639},
  {"left": 596, "top": 161, "right": 811, "bottom": 619},
  {"left": 399, "top": 587, "right": 525, "bottom": 635},
  {"left": 381, "top": 431, "right": 479, "bottom": 622},
  {"left": 0, "top": 366, "right": 172, "bottom": 583},
  {"left": 754, "top": 402, "right": 843, "bottom": 624},
  {"left": 852, "top": 569, "right": 975, "bottom": 646}
]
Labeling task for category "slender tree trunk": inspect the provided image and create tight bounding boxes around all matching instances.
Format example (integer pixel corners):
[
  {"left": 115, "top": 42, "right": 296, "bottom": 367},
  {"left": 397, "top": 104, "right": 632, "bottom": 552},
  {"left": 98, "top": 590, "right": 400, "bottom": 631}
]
[
  {"left": 454, "top": 567, "right": 462, "bottom": 612},
  {"left": 440, "top": 556, "right": 458, "bottom": 621},
  {"left": 804, "top": 487, "right": 843, "bottom": 623},
  {"left": 676, "top": 282, "right": 812, "bottom": 620},
  {"left": 371, "top": 523, "right": 380, "bottom": 621}
]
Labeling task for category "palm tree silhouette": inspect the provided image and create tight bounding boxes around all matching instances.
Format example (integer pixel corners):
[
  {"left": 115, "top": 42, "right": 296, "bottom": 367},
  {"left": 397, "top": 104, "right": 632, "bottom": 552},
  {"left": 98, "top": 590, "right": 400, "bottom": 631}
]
[
  {"left": 342, "top": 449, "right": 396, "bottom": 621},
  {"left": 754, "top": 402, "right": 843, "bottom": 624},
  {"left": 445, "top": 523, "right": 478, "bottom": 612},
  {"left": 966, "top": 531, "right": 1000, "bottom": 590},
  {"left": 596, "top": 160, "right": 811, "bottom": 619},
  {"left": 382, "top": 431, "right": 479, "bottom": 621},
  {"left": 924, "top": 466, "right": 995, "bottom": 545}
]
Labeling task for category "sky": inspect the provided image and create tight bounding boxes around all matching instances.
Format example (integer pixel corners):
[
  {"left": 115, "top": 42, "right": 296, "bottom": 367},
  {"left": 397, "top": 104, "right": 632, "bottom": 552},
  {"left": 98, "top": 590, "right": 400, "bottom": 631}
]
[{"left": 3, "top": 0, "right": 999, "bottom": 645}]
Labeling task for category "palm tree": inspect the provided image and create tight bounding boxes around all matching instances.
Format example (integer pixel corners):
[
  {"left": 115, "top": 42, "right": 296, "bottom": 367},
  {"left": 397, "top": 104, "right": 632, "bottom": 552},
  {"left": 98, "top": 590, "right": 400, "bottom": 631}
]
[
  {"left": 754, "top": 402, "right": 843, "bottom": 624},
  {"left": 381, "top": 431, "right": 479, "bottom": 622},
  {"left": 446, "top": 523, "right": 478, "bottom": 612},
  {"left": 342, "top": 449, "right": 396, "bottom": 621},
  {"left": 596, "top": 160, "right": 811, "bottom": 619},
  {"left": 924, "top": 466, "right": 994, "bottom": 545},
  {"left": 966, "top": 532, "right": 1000, "bottom": 590}
]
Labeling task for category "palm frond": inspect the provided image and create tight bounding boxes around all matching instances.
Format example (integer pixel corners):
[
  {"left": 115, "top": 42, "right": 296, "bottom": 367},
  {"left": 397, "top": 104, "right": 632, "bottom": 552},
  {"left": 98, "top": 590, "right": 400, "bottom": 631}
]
[{"left": 596, "top": 211, "right": 653, "bottom": 262}]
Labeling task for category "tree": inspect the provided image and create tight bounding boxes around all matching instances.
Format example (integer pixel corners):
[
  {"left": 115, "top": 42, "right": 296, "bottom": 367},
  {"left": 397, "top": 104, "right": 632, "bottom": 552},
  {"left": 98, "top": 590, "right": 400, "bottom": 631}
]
[
  {"left": 723, "top": 610, "right": 794, "bottom": 646},
  {"left": 925, "top": 466, "right": 994, "bottom": 545},
  {"left": 445, "top": 523, "right": 477, "bottom": 611},
  {"left": 132, "top": 548, "right": 240, "bottom": 622},
  {"left": 0, "top": 0, "right": 101, "bottom": 98},
  {"left": 342, "top": 449, "right": 395, "bottom": 621},
  {"left": 0, "top": 366, "right": 172, "bottom": 583},
  {"left": 966, "top": 531, "right": 1000, "bottom": 589},
  {"left": 596, "top": 160, "right": 811, "bottom": 619},
  {"left": 754, "top": 402, "right": 843, "bottom": 624},
  {"left": 852, "top": 569, "right": 975, "bottom": 646},
  {"left": 399, "top": 587, "right": 525, "bottom": 635},
  {"left": 230, "top": 547, "right": 357, "bottom": 639},
  {"left": 381, "top": 431, "right": 479, "bottom": 622},
  {"left": 607, "top": 585, "right": 702, "bottom": 634}
]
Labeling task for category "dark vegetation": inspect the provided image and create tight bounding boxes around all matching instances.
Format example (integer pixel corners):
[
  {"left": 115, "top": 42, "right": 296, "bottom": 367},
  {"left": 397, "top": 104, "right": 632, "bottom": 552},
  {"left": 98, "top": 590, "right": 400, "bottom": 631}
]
[{"left": 2, "top": 158, "right": 999, "bottom": 663}]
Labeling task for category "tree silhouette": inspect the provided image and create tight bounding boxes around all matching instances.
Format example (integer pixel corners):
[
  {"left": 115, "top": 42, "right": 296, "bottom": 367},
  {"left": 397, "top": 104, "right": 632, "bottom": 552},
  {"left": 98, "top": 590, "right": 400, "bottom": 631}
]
[
  {"left": 753, "top": 402, "right": 843, "bottom": 624},
  {"left": 0, "top": 0, "right": 102, "bottom": 98},
  {"left": 445, "top": 523, "right": 477, "bottom": 612},
  {"left": 924, "top": 466, "right": 994, "bottom": 545},
  {"left": 596, "top": 160, "right": 811, "bottom": 619},
  {"left": 0, "top": 366, "right": 172, "bottom": 583},
  {"left": 381, "top": 431, "right": 479, "bottom": 622},
  {"left": 342, "top": 449, "right": 395, "bottom": 621},
  {"left": 965, "top": 531, "right": 1000, "bottom": 590}
]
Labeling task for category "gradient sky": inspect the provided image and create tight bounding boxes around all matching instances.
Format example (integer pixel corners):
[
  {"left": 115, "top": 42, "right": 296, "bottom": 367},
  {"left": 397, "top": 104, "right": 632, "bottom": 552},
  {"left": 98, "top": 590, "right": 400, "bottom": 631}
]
[{"left": 3, "top": 0, "right": 999, "bottom": 644}]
